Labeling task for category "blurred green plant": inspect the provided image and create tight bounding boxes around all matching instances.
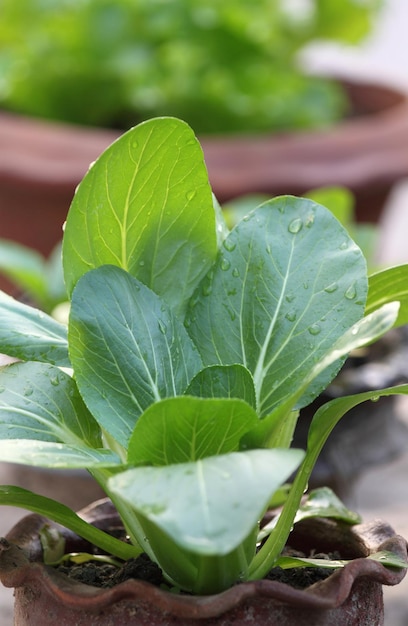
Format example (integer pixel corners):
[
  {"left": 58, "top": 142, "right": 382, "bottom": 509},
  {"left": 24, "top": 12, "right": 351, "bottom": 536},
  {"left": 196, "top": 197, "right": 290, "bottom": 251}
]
[
  {"left": 0, "top": 0, "right": 381, "bottom": 133},
  {"left": 0, "top": 240, "right": 66, "bottom": 314}
]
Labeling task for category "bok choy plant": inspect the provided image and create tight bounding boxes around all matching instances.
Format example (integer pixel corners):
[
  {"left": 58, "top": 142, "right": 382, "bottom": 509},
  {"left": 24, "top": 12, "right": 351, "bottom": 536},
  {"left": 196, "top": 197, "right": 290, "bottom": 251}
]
[{"left": 0, "top": 117, "right": 408, "bottom": 595}]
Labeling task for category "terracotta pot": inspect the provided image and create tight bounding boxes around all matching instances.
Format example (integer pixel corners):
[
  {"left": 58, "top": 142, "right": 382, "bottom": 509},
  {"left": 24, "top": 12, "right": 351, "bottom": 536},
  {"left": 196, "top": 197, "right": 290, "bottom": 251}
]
[
  {"left": 0, "top": 78, "right": 407, "bottom": 272},
  {"left": 0, "top": 499, "right": 406, "bottom": 625}
]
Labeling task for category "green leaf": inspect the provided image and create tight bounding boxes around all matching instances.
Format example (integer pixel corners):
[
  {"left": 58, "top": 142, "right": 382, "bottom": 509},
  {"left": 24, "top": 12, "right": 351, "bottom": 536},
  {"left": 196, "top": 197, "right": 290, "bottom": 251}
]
[
  {"left": 109, "top": 448, "right": 304, "bottom": 556},
  {"left": 185, "top": 364, "right": 256, "bottom": 409},
  {"left": 0, "top": 361, "right": 101, "bottom": 448},
  {"left": 127, "top": 396, "right": 259, "bottom": 465},
  {"left": 294, "top": 487, "right": 361, "bottom": 525},
  {"left": 274, "top": 555, "right": 349, "bottom": 569},
  {"left": 0, "top": 291, "right": 69, "bottom": 366},
  {"left": 366, "top": 265, "right": 408, "bottom": 328},
  {"left": 63, "top": 118, "right": 217, "bottom": 315},
  {"left": 275, "top": 551, "right": 408, "bottom": 571},
  {"left": 0, "top": 440, "right": 121, "bottom": 468},
  {"left": 368, "top": 551, "right": 408, "bottom": 569},
  {"left": 187, "top": 196, "right": 367, "bottom": 416},
  {"left": 258, "top": 487, "right": 360, "bottom": 544},
  {"left": 69, "top": 265, "right": 203, "bottom": 448},
  {"left": 0, "top": 486, "right": 138, "bottom": 561}
]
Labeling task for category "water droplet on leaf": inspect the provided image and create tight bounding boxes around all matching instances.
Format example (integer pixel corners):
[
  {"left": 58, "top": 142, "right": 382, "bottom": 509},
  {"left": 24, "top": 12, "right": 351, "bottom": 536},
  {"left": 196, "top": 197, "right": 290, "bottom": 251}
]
[
  {"left": 285, "top": 311, "right": 297, "bottom": 322},
  {"left": 186, "top": 190, "right": 196, "bottom": 201},
  {"left": 158, "top": 320, "right": 167, "bottom": 334},
  {"left": 345, "top": 283, "right": 357, "bottom": 300},
  {"left": 223, "top": 239, "right": 236, "bottom": 252},
  {"left": 324, "top": 282, "right": 339, "bottom": 293},
  {"left": 288, "top": 218, "right": 303, "bottom": 234},
  {"left": 24, "top": 386, "right": 33, "bottom": 397},
  {"left": 285, "top": 293, "right": 295, "bottom": 303},
  {"left": 232, "top": 268, "right": 240, "bottom": 278},
  {"left": 308, "top": 323, "right": 321, "bottom": 335},
  {"left": 220, "top": 258, "right": 231, "bottom": 271}
]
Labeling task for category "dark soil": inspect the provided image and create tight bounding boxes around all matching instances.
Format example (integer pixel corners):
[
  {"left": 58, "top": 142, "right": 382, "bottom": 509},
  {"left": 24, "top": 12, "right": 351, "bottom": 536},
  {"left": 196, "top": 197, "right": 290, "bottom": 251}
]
[{"left": 56, "top": 546, "right": 338, "bottom": 591}]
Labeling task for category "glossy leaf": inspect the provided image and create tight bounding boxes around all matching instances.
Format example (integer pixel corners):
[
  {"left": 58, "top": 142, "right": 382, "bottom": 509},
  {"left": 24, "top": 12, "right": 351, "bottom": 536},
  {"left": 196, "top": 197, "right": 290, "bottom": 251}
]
[
  {"left": 69, "top": 265, "right": 203, "bottom": 448},
  {"left": 109, "top": 448, "right": 304, "bottom": 557},
  {"left": 128, "top": 396, "right": 259, "bottom": 465},
  {"left": 0, "top": 291, "right": 69, "bottom": 366},
  {"left": 63, "top": 118, "right": 217, "bottom": 315},
  {"left": 0, "top": 361, "right": 100, "bottom": 447},
  {"left": 366, "top": 265, "right": 408, "bottom": 328},
  {"left": 187, "top": 196, "right": 367, "bottom": 416},
  {"left": 185, "top": 364, "right": 256, "bottom": 409}
]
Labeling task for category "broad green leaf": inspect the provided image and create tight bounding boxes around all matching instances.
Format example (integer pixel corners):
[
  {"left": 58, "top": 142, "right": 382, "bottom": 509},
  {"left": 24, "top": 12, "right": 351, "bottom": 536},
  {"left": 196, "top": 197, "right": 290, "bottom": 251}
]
[
  {"left": 0, "top": 291, "right": 69, "bottom": 366},
  {"left": 0, "top": 361, "right": 101, "bottom": 447},
  {"left": 109, "top": 448, "right": 304, "bottom": 556},
  {"left": 366, "top": 265, "right": 408, "bottom": 328},
  {"left": 128, "top": 396, "right": 259, "bottom": 465},
  {"left": 63, "top": 118, "right": 217, "bottom": 315},
  {"left": 244, "top": 302, "right": 400, "bottom": 449},
  {"left": 187, "top": 196, "right": 367, "bottom": 416},
  {"left": 185, "top": 364, "right": 256, "bottom": 409},
  {"left": 0, "top": 440, "right": 121, "bottom": 468},
  {"left": 0, "top": 486, "right": 138, "bottom": 561},
  {"left": 69, "top": 265, "right": 203, "bottom": 448}
]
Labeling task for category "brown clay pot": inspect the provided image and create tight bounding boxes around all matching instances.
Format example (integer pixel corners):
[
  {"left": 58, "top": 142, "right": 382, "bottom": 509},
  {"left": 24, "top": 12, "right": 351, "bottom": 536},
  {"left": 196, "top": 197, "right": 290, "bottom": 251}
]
[
  {"left": 0, "top": 498, "right": 406, "bottom": 626},
  {"left": 0, "top": 77, "right": 407, "bottom": 272}
]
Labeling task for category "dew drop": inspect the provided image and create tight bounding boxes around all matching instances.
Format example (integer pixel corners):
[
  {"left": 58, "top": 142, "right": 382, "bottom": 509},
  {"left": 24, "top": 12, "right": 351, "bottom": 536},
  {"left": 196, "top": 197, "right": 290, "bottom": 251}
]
[
  {"left": 308, "top": 323, "right": 321, "bottom": 336},
  {"left": 223, "top": 239, "right": 236, "bottom": 252},
  {"left": 50, "top": 376, "right": 60, "bottom": 387},
  {"left": 285, "top": 293, "right": 295, "bottom": 303},
  {"left": 184, "top": 317, "right": 192, "bottom": 329},
  {"left": 285, "top": 310, "right": 297, "bottom": 322},
  {"left": 371, "top": 395, "right": 380, "bottom": 403},
  {"left": 131, "top": 141, "right": 139, "bottom": 149},
  {"left": 24, "top": 386, "right": 33, "bottom": 397},
  {"left": 288, "top": 218, "right": 303, "bottom": 234},
  {"left": 232, "top": 268, "right": 240, "bottom": 278},
  {"left": 340, "top": 241, "right": 348, "bottom": 250},
  {"left": 303, "top": 281, "right": 309, "bottom": 290},
  {"left": 227, "top": 288, "right": 237, "bottom": 296},
  {"left": 324, "top": 282, "right": 339, "bottom": 294},
  {"left": 220, "top": 258, "right": 231, "bottom": 271},
  {"left": 266, "top": 244, "right": 272, "bottom": 255},
  {"left": 202, "top": 284, "right": 212, "bottom": 296},
  {"left": 158, "top": 320, "right": 167, "bottom": 334},
  {"left": 139, "top": 260, "right": 145, "bottom": 267},
  {"left": 345, "top": 283, "right": 357, "bottom": 300}
]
